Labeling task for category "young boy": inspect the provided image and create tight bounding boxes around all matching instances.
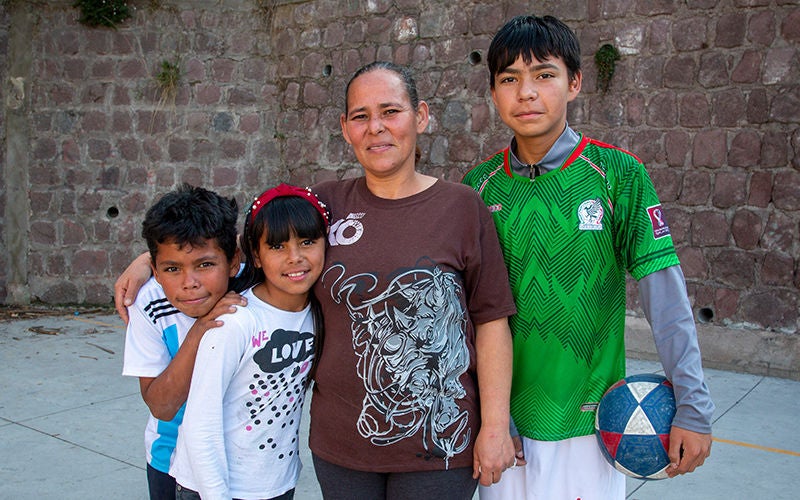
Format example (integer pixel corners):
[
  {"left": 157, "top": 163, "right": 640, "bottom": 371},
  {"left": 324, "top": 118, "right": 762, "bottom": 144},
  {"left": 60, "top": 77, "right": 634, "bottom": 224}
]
[
  {"left": 122, "top": 184, "right": 246, "bottom": 500},
  {"left": 462, "top": 15, "right": 714, "bottom": 499}
]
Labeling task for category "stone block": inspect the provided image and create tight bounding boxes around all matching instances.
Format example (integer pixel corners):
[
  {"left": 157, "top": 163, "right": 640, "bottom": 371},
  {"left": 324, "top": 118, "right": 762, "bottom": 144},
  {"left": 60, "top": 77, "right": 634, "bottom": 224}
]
[
  {"left": 679, "top": 92, "right": 710, "bottom": 127},
  {"left": 672, "top": 17, "right": 708, "bottom": 52},
  {"left": 646, "top": 90, "right": 676, "bottom": 127},
  {"left": 763, "top": 47, "right": 797, "bottom": 85},
  {"left": 731, "top": 209, "right": 763, "bottom": 250},
  {"left": 728, "top": 129, "right": 761, "bottom": 168},
  {"left": 302, "top": 81, "right": 329, "bottom": 107},
  {"left": 62, "top": 138, "right": 79, "bottom": 164},
  {"left": 692, "top": 210, "right": 729, "bottom": 246},
  {"left": 709, "top": 248, "right": 755, "bottom": 287},
  {"left": 711, "top": 88, "right": 745, "bottom": 127},
  {"left": 212, "top": 167, "right": 238, "bottom": 187},
  {"left": 772, "top": 171, "right": 800, "bottom": 210},
  {"left": 677, "top": 246, "right": 707, "bottom": 279},
  {"left": 664, "top": 130, "right": 690, "bottom": 167},
  {"left": 761, "top": 130, "right": 788, "bottom": 168},
  {"left": 63, "top": 220, "right": 87, "bottom": 245},
  {"left": 692, "top": 129, "right": 726, "bottom": 168},
  {"left": 780, "top": 7, "right": 800, "bottom": 42},
  {"left": 761, "top": 252, "right": 795, "bottom": 286},
  {"left": 168, "top": 138, "right": 189, "bottom": 162},
  {"left": 731, "top": 49, "right": 761, "bottom": 83},
  {"left": 762, "top": 211, "right": 795, "bottom": 254},
  {"left": 740, "top": 289, "right": 798, "bottom": 331},
  {"left": 747, "top": 171, "right": 772, "bottom": 207},
  {"left": 40, "top": 281, "right": 79, "bottom": 304},
  {"left": 715, "top": 12, "right": 747, "bottom": 47},
  {"left": 664, "top": 55, "right": 697, "bottom": 88},
  {"left": 30, "top": 221, "right": 56, "bottom": 245},
  {"left": 239, "top": 114, "right": 260, "bottom": 134},
  {"left": 713, "top": 287, "right": 740, "bottom": 321},
  {"left": 769, "top": 86, "right": 800, "bottom": 123},
  {"left": 220, "top": 138, "right": 246, "bottom": 159},
  {"left": 747, "top": 10, "right": 775, "bottom": 46},
  {"left": 72, "top": 250, "right": 108, "bottom": 276},
  {"left": 87, "top": 139, "right": 112, "bottom": 161},
  {"left": 118, "top": 59, "right": 147, "bottom": 79},
  {"left": 713, "top": 171, "right": 748, "bottom": 208}
]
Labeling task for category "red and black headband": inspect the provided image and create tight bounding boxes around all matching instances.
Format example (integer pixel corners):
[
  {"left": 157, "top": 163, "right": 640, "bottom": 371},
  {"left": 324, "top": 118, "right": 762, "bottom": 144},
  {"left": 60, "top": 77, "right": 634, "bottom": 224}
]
[{"left": 249, "top": 183, "right": 330, "bottom": 227}]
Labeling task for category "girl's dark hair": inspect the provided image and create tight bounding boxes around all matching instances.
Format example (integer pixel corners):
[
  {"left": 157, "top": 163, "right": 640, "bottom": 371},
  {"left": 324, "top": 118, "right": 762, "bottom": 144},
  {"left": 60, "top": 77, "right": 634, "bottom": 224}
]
[
  {"left": 488, "top": 15, "right": 582, "bottom": 88},
  {"left": 237, "top": 195, "right": 327, "bottom": 291},
  {"left": 345, "top": 61, "right": 420, "bottom": 111}
]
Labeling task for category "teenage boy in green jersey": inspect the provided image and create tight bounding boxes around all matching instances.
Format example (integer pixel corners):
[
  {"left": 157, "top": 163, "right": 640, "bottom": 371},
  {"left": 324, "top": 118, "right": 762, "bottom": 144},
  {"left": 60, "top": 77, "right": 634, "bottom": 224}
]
[{"left": 463, "top": 15, "right": 713, "bottom": 499}]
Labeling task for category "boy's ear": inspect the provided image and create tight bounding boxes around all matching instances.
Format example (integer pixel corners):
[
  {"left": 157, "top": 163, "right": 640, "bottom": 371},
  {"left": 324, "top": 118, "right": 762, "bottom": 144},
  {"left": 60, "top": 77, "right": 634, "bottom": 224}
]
[
  {"left": 568, "top": 70, "right": 583, "bottom": 98},
  {"left": 150, "top": 260, "right": 162, "bottom": 285},
  {"left": 228, "top": 248, "right": 242, "bottom": 277}
]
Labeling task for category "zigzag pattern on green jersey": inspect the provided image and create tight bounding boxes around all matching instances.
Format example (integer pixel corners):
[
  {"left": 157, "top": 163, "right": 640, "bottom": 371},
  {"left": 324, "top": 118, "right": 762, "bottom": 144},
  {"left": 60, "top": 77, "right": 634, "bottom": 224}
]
[
  {"left": 510, "top": 368, "right": 613, "bottom": 441},
  {"left": 464, "top": 138, "right": 679, "bottom": 440}
]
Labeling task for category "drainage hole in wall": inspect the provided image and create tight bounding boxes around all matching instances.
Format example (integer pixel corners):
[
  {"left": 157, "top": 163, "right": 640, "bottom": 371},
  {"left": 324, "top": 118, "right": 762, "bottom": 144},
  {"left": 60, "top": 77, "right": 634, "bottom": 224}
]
[
  {"left": 322, "top": 64, "right": 332, "bottom": 77},
  {"left": 697, "top": 307, "right": 714, "bottom": 323},
  {"left": 468, "top": 51, "right": 482, "bottom": 65},
  {"left": 107, "top": 206, "right": 119, "bottom": 218}
]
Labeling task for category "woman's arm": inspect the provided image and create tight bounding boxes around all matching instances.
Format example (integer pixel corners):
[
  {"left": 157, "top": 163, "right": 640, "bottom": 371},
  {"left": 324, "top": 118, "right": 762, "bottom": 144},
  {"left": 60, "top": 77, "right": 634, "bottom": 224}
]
[
  {"left": 114, "top": 251, "right": 153, "bottom": 323},
  {"left": 472, "top": 317, "right": 516, "bottom": 486}
]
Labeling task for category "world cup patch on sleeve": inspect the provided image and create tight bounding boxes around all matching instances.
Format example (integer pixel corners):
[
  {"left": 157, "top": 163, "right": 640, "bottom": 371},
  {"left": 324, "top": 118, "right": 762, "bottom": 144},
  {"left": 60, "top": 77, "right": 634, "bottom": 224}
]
[{"left": 646, "top": 205, "right": 671, "bottom": 239}]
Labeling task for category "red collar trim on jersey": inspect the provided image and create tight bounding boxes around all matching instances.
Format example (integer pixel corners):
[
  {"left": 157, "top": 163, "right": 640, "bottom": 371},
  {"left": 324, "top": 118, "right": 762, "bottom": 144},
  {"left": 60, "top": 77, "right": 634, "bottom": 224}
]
[{"left": 561, "top": 135, "right": 591, "bottom": 170}]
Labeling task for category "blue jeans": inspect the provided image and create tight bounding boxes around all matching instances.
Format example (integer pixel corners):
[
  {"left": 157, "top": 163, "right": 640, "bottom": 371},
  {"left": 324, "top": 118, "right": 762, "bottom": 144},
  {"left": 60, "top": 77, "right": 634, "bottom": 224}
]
[
  {"left": 146, "top": 463, "right": 176, "bottom": 500},
  {"left": 175, "top": 483, "right": 294, "bottom": 500}
]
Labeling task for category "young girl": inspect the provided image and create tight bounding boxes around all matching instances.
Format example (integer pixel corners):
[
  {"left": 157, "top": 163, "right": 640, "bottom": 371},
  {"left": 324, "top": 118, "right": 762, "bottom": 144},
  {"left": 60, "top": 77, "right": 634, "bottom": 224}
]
[{"left": 170, "top": 183, "right": 329, "bottom": 500}]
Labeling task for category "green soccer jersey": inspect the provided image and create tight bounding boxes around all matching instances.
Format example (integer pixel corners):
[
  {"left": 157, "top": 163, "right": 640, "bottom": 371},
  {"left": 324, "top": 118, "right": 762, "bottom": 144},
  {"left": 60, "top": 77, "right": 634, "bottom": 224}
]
[{"left": 463, "top": 135, "right": 680, "bottom": 440}]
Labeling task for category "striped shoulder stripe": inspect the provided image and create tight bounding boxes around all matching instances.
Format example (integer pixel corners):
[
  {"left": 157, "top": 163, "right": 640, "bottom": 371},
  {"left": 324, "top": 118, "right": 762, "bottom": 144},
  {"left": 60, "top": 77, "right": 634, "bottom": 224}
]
[
  {"left": 585, "top": 137, "right": 642, "bottom": 163},
  {"left": 143, "top": 298, "right": 180, "bottom": 324}
]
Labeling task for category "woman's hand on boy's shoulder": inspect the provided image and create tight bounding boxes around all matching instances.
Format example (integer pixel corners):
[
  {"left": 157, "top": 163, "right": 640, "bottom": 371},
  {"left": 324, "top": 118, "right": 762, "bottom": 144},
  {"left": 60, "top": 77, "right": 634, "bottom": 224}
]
[{"left": 114, "top": 252, "right": 153, "bottom": 324}]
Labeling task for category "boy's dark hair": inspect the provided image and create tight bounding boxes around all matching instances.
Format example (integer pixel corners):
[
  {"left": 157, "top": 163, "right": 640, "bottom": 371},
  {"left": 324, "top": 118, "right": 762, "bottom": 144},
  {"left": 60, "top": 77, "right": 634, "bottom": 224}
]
[
  {"left": 141, "top": 183, "right": 239, "bottom": 264},
  {"left": 488, "top": 15, "right": 581, "bottom": 88}
]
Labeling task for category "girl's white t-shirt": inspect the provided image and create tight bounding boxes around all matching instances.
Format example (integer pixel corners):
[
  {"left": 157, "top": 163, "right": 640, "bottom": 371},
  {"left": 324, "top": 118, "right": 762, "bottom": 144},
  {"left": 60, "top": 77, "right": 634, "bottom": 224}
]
[{"left": 170, "top": 287, "right": 315, "bottom": 500}]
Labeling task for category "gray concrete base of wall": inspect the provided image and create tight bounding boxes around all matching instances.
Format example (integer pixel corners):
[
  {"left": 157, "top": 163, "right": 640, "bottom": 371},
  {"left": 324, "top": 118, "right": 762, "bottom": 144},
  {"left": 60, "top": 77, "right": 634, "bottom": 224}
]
[{"left": 625, "top": 315, "right": 799, "bottom": 381}]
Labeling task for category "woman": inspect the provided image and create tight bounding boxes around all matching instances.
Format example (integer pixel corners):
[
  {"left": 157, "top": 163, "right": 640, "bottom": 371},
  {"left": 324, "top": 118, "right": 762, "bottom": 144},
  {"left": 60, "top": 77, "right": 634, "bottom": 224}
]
[
  {"left": 307, "top": 62, "right": 516, "bottom": 499},
  {"left": 114, "top": 62, "right": 517, "bottom": 500}
]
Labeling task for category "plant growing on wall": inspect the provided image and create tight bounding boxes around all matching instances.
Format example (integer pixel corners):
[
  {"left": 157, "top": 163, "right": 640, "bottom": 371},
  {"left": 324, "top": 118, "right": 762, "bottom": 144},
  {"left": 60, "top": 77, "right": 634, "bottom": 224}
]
[
  {"left": 73, "top": 0, "right": 132, "bottom": 28},
  {"left": 156, "top": 59, "right": 181, "bottom": 103},
  {"left": 595, "top": 44, "right": 620, "bottom": 94}
]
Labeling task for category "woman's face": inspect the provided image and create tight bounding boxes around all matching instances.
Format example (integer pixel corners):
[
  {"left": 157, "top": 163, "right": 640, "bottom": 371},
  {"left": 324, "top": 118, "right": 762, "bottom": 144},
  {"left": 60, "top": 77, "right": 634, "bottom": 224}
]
[{"left": 340, "top": 69, "right": 429, "bottom": 180}]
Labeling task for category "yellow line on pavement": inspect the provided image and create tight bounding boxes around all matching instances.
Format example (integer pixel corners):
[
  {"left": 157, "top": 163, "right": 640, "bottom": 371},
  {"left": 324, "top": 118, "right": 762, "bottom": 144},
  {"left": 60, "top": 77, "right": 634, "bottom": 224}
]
[
  {"left": 71, "top": 315, "right": 125, "bottom": 329},
  {"left": 713, "top": 437, "right": 800, "bottom": 457}
]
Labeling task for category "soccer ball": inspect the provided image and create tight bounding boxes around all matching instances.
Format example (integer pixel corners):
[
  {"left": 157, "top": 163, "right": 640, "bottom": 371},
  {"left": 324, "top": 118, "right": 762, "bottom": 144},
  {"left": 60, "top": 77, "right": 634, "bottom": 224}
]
[{"left": 594, "top": 373, "right": 676, "bottom": 480}]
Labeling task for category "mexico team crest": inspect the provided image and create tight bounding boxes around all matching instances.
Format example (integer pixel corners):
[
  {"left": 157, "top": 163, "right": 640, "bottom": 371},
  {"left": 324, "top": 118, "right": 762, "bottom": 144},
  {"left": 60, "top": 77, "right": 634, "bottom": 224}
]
[{"left": 578, "top": 199, "right": 604, "bottom": 231}]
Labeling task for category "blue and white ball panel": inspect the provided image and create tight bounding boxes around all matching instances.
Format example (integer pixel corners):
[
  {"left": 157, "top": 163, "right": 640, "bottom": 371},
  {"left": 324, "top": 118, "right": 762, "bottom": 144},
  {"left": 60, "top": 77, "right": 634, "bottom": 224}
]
[{"left": 595, "top": 374, "right": 676, "bottom": 480}]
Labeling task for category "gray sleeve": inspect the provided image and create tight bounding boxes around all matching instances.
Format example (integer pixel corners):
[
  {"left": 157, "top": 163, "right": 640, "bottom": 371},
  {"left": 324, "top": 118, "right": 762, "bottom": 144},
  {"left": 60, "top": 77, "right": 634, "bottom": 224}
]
[{"left": 638, "top": 265, "right": 715, "bottom": 434}]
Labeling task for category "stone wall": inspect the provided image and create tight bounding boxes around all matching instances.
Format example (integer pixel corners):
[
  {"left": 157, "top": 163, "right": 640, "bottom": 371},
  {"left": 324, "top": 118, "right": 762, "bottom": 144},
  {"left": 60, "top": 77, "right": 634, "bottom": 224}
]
[{"left": 1, "top": 0, "right": 798, "bottom": 337}]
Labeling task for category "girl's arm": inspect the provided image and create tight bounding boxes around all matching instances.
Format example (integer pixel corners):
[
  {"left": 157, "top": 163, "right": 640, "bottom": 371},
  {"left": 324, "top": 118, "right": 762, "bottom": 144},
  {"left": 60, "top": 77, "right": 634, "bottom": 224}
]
[{"left": 182, "top": 323, "right": 242, "bottom": 499}]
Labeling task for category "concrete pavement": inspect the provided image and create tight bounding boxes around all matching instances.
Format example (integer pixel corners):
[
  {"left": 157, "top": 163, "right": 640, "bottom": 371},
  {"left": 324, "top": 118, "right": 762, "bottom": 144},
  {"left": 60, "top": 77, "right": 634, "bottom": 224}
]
[{"left": 0, "top": 309, "right": 797, "bottom": 499}]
